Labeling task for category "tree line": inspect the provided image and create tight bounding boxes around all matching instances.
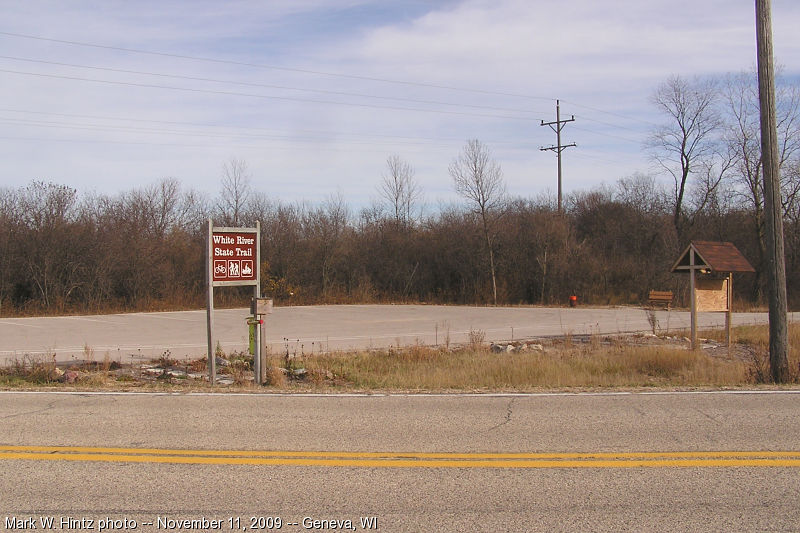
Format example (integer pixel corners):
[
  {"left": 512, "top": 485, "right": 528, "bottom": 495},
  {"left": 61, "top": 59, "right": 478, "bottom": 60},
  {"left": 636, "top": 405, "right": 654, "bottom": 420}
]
[{"left": 1, "top": 70, "right": 798, "bottom": 315}]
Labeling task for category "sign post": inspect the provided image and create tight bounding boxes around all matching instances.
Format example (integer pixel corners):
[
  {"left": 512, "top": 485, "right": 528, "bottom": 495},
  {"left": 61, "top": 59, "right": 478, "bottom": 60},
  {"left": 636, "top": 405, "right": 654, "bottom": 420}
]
[
  {"left": 251, "top": 297, "right": 273, "bottom": 384},
  {"left": 206, "top": 219, "right": 260, "bottom": 385}
]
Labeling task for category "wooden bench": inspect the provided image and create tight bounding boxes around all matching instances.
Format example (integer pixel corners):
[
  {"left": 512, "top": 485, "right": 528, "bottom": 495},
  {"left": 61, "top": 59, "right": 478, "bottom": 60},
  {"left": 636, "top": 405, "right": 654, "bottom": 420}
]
[{"left": 647, "top": 290, "right": 674, "bottom": 310}]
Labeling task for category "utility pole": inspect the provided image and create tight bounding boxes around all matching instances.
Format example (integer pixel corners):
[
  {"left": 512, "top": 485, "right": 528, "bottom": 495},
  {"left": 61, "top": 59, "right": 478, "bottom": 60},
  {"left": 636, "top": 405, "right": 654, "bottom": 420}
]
[
  {"left": 540, "top": 99, "right": 576, "bottom": 212},
  {"left": 755, "top": 0, "right": 789, "bottom": 382}
]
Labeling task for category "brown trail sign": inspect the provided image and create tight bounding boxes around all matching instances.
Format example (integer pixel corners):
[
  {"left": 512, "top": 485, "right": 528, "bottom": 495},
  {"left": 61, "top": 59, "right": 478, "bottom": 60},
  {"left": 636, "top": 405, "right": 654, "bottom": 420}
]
[
  {"left": 211, "top": 232, "right": 258, "bottom": 284},
  {"left": 206, "top": 220, "right": 260, "bottom": 385}
]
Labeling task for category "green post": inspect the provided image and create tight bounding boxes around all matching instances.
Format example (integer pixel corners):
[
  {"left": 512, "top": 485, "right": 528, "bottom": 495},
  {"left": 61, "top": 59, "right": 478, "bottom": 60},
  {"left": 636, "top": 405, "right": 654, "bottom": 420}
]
[{"left": 248, "top": 317, "right": 256, "bottom": 355}]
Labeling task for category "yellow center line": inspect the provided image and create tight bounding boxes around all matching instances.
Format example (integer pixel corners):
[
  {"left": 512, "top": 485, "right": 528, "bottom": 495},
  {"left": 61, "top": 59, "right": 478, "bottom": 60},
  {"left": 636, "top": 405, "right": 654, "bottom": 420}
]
[
  {"left": 1, "top": 446, "right": 799, "bottom": 468},
  {"left": 2, "top": 445, "right": 800, "bottom": 460},
  {"left": 1, "top": 451, "right": 800, "bottom": 468}
]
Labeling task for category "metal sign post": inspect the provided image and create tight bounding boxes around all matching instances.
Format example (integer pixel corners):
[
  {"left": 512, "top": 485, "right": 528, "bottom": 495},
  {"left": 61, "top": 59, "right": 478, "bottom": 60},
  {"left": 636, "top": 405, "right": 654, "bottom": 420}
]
[
  {"left": 206, "top": 219, "right": 215, "bottom": 384},
  {"left": 206, "top": 219, "right": 260, "bottom": 385},
  {"left": 689, "top": 248, "right": 697, "bottom": 349},
  {"left": 251, "top": 298, "right": 273, "bottom": 384}
]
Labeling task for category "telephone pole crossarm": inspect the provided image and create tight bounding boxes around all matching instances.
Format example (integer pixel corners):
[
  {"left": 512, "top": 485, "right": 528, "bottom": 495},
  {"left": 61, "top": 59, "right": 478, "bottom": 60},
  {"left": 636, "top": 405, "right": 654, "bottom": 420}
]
[
  {"left": 541, "top": 117, "right": 575, "bottom": 130},
  {"left": 539, "top": 99, "right": 576, "bottom": 212},
  {"left": 540, "top": 142, "right": 577, "bottom": 153}
]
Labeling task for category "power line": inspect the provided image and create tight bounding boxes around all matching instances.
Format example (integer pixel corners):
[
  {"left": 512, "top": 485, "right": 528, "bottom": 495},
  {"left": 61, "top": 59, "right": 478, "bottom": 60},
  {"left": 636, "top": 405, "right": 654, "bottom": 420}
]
[
  {"left": 570, "top": 151, "right": 630, "bottom": 165},
  {"left": 0, "top": 30, "right": 554, "bottom": 101},
  {"left": 573, "top": 115, "right": 649, "bottom": 135},
  {"left": 560, "top": 99, "right": 659, "bottom": 128},
  {"left": 570, "top": 125, "right": 641, "bottom": 144},
  {"left": 0, "top": 134, "right": 437, "bottom": 154},
  {"left": 0, "top": 101, "right": 643, "bottom": 149},
  {"left": 0, "top": 55, "right": 544, "bottom": 116},
  {"left": 0, "top": 68, "right": 534, "bottom": 121},
  {"left": 0, "top": 107, "right": 437, "bottom": 141},
  {"left": 0, "top": 107, "right": 531, "bottom": 147},
  {"left": 0, "top": 33, "right": 663, "bottom": 145},
  {"left": 0, "top": 34, "right": 672, "bottom": 174},
  {"left": 0, "top": 117, "right": 461, "bottom": 147}
]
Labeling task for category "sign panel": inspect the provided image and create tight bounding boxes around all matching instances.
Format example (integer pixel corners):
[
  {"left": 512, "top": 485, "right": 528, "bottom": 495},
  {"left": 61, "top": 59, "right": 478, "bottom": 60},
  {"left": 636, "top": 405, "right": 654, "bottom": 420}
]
[
  {"left": 211, "top": 231, "right": 257, "bottom": 285},
  {"left": 695, "top": 277, "right": 729, "bottom": 312}
]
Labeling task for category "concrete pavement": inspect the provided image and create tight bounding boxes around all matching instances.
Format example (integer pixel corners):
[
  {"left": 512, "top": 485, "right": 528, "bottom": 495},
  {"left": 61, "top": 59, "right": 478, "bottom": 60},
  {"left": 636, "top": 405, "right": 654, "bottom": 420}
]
[
  {"left": 1, "top": 390, "right": 799, "bottom": 532},
  {"left": 0, "top": 304, "right": 792, "bottom": 363}
]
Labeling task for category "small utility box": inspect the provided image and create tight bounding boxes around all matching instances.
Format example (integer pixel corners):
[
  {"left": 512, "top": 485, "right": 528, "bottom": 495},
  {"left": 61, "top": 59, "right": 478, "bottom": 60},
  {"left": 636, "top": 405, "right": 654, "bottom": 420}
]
[
  {"left": 671, "top": 241, "right": 755, "bottom": 349},
  {"left": 252, "top": 298, "right": 274, "bottom": 316}
]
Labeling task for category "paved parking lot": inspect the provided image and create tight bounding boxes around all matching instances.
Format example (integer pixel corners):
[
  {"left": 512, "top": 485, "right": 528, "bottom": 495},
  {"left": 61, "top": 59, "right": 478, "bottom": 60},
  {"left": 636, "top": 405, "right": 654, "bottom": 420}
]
[{"left": 0, "top": 304, "right": 788, "bottom": 363}]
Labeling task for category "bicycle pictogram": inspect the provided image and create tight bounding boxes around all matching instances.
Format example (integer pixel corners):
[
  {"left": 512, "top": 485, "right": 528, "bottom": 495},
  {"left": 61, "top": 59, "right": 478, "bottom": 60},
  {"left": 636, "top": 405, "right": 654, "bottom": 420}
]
[{"left": 213, "top": 260, "right": 227, "bottom": 278}]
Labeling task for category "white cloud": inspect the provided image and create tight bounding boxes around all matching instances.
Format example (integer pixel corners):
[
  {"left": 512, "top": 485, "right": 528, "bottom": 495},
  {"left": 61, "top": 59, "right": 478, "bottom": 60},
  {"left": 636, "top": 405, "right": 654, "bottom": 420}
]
[{"left": 1, "top": 0, "right": 799, "bottom": 206}]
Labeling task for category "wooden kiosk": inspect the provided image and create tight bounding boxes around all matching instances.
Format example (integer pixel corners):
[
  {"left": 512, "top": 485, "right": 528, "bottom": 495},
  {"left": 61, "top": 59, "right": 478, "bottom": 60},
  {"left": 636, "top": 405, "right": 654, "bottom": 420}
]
[{"left": 671, "top": 241, "right": 755, "bottom": 349}]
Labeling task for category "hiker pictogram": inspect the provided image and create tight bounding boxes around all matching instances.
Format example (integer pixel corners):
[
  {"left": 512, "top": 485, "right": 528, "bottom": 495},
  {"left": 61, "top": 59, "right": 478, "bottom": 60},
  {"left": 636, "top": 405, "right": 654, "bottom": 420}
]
[{"left": 228, "top": 260, "right": 240, "bottom": 278}]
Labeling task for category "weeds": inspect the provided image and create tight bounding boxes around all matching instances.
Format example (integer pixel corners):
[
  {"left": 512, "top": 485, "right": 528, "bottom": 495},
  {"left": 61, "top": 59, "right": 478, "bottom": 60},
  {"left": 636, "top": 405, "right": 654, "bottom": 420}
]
[
  {"left": 314, "top": 343, "right": 746, "bottom": 390},
  {"left": 2, "top": 324, "right": 798, "bottom": 389},
  {"left": 563, "top": 330, "right": 573, "bottom": 349},
  {"left": 186, "top": 357, "right": 207, "bottom": 372},
  {"left": 436, "top": 321, "right": 451, "bottom": 350},
  {"left": 83, "top": 343, "right": 95, "bottom": 364},
  {"left": 4, "top": 354, "right": 57, "bottom": 384},
  {"left": 746, "top": 348, "right": 771, "bottom": 384},
  {"left": 264, "top": 364, "right": 287, "bottom": 387},
  {"left": 704, "top": 323, "right": 800, "bottom": 383},
  {"left": 645, "top": 308, "right": 659, "bottom": 334},
  {"left": 468, "top": 328, "right": 486, "bottom": 350},
  {"left": 156, "top": 350, "right": 176, "bottom": 369},
  {"left": 228, "top": 359, "right": 251, "bottom": 385},
  {"left": 224, "top": 351, "right": 252, "bottom": 385}
]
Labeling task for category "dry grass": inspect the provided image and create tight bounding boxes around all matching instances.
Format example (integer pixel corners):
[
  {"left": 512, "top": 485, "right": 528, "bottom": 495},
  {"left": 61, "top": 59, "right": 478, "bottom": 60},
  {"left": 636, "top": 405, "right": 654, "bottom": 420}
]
[
  {"left": 704, "top": 322, "right": 800, "bottom": 382},
  {"left": 1, "top": 354, "right": 58, "bottom": 384},
  {"left": 707, "top": 322, "right": 800, "bottom": 348},
  {"left": 265, "top": 365, "right": 288, "bottom": 387},
  {"left": 4, "top": 325, "right": 799, "bottom": 390},
  {"left": 302, "top": 343, "right": 747, "bottom": 391},
  {"left": 0, "top": 353, "right": 122, "bottom": 387}
]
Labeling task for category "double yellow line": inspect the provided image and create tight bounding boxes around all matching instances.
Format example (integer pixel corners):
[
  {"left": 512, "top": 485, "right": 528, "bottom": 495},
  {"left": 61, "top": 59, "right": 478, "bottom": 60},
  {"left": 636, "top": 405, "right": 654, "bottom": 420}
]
[{"left": 1, "top": 446, "right": 799, "bottom": 468}]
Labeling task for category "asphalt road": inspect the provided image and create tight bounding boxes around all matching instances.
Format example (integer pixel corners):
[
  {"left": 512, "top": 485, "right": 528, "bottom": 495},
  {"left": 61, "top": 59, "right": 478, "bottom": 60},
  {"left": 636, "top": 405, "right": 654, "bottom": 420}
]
[
  {"left": 0, "top": 304, "right": 789, "bottom": 363},
  {"left": 1, "top": 390, "right": 799, "bottom": 532}
]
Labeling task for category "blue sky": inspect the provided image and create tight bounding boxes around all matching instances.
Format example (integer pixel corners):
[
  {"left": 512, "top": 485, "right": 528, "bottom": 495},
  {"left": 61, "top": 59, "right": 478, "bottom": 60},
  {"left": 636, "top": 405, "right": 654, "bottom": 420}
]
[{"left": 2, "top": 0, "right": 800, "bottom": 208}]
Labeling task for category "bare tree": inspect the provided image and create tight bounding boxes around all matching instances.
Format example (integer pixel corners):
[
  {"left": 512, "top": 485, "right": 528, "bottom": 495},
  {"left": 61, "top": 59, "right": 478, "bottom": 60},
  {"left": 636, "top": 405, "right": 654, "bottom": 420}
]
[
  {"left": 378, "top": 155, "right": 421, "bottom": 227},
  {"left": 17, "top": 182, "right": 86, "bottom": 310},
  {"left": 615, "top": 172, "right": 670, "bottom": 215},
  {"left": 301, "top": 193, "right": 350, "bottom": 296},
  {"left": 449, "top": 139, "right": 506, "bottom": 305},
  {"left": 720, "top": 71, "right": 800, "bottom": 300},
  {"left": 138, "top": 178, "right": 196, "bottom": 237},
  {"left": 0, "top": 187, "right": 19, "bottom": 314},
  {"left": 218, "top": 158, "right": 251, "bottom": 226},
  {"left": 648, "top": 75, "right": 727, "bottom": 238}
]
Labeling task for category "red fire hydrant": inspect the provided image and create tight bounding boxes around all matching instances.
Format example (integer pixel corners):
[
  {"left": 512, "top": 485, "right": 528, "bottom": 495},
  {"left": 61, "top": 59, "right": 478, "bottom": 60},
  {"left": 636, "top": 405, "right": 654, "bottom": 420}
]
[{"left": 569, "top": 295, "right": 578, "bottom": 307}]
